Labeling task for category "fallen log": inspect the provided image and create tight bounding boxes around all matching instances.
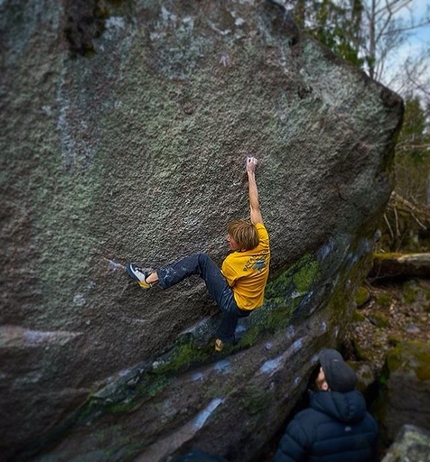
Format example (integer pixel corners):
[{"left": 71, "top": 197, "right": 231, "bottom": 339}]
[{"left": 370, "top": 253, "right": 430, "bottom": 280}]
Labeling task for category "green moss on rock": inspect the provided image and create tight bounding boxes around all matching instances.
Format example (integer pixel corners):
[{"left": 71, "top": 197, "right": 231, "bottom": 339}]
[
  {"left": 354, "top": 286, "right": 370, "bottom": 307},
  {"left": 386, "top": 341, "right": 430, "bottom": 381},
  {"left": 151, "top": 337, "right": 209, "bottom": 375},
  {"left": 376, "top": 293, "right": 392, "bottom": 307},
  {"left": 293, "top": 259, "right": 319, "bottom": 293},
  {"left": 265, "top": 254, "right": 319, "bottom": 302},
  {"left": 369, "top": 312, "right": 389, "bottom": 328},
  {"left": 352, "top": 337, "right": 373, "bottom": 361},
  {"left": 352, "top": 310, "right": 366, "bottom": 322}
]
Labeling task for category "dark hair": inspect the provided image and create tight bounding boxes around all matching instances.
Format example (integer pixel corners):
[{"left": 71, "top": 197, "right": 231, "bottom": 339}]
[{"left": 227, "top": 219, "right": 259, "bottom": 250}]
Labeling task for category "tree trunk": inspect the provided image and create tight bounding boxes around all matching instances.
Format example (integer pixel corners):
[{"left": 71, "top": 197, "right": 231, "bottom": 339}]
[
  {"left": 370, "top": 253, "right": 430, "bottom": 279},
  {"left": 427, "top": 171, "right": 430, "bottom": 206},
  {"left": 368, "top": 0, "right": 376, "bottom": 80}
]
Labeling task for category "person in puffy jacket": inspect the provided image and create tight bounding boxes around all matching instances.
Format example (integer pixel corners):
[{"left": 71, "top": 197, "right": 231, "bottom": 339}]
[{"left": 273, "top": 348, "right": 378, "bottom": 462}]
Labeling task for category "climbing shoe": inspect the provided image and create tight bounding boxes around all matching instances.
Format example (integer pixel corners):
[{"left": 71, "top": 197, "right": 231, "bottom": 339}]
[
  {"left": 126, "top": 263, "right": 152, "bottom": 289},
  {"left": 215, "top": 339, "right": 224, "bottom": 352}
]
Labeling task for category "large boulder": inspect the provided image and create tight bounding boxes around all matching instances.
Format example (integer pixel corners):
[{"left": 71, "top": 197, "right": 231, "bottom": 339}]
[{"left": 1, "top": 0, "right": 402, "bottom": 460}]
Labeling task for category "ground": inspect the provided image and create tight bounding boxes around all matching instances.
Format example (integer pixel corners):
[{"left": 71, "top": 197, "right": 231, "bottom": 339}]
[{"left": 348, "top": 278, "right": 430, "bottom": 370}]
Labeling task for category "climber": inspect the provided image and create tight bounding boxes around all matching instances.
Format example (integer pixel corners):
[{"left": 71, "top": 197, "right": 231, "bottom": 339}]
[{"left": 125, "top": 156, "right": 270, "bottom": 351}]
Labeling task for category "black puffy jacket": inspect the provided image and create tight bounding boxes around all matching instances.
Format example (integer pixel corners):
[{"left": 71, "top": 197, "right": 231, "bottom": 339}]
[{"left": 273, "top": 389, "right": 378, "bottom": 462}]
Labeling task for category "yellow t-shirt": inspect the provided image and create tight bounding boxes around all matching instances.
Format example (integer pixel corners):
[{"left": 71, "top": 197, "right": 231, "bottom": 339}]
[{"left": 221, "top": 223, "right": 270, "bottom": 310}]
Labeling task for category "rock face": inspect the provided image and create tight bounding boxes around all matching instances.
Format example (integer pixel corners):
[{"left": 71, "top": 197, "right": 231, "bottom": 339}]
[
  {"left": 372, "top": 341, "right": 430, "bottom": 445},
  {"left": 382, "top": 425, "right": 430, "bottom": 462},
  {"left": 0, "top": 1, "right": 402, "bottom": 461}
]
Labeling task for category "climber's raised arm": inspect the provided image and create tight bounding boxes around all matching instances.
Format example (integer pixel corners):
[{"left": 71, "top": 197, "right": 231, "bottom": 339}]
[{"left": 246, "top": 156, "right": 263, "bottom": 225}]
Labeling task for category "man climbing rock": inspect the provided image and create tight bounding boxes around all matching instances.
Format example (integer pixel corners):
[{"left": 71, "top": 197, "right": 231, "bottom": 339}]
[{"left": 125, "top": 156, "right": 270, "bottom": 351}]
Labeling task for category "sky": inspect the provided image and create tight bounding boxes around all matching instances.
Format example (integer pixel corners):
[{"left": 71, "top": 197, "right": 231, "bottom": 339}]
[
  {"left": 382, "top": 0, "right": 430, "bottom": 94},
  {"left": 398, "top": 0, "right": 429, "bottom": 57}
]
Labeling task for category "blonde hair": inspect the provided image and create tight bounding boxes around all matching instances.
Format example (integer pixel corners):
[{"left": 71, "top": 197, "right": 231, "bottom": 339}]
[{"left": 227, "top": 219, "right": 259, "bottom": 250}]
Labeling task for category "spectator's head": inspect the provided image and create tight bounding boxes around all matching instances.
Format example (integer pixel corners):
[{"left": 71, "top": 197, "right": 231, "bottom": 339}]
[
  {"left": 316, "top": 349, "right": 357, "bottom": 392},
  {"left": 227, "top": 219, "right": 259, "bottom": 251}
]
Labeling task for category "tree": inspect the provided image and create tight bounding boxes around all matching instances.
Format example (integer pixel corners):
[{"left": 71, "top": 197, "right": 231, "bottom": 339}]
[
  {"left": 395, "top": 96, "right": 430, "bottom": 204},
  {"left": 289, "top": 0, "right": 430, "bottom": 83},
  {"left": 378, "top": 97, "right": 430, "bottom": 252},
  {"left": 392, "top": 47, "right": 430, "bottom": 105},
  {"left": 311, "top": 0, "right": 364, "bottom": 67},
  {"left": 290, "top": 0, "right": 363, "bottom": 66}
]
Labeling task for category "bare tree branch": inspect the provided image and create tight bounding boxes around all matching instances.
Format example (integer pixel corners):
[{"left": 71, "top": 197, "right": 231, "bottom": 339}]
[{"left": 382, "top": 19, "right": 430, "bottom": 35}]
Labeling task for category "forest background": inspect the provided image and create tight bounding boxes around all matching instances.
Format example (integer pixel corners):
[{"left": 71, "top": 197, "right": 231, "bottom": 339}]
[{"left": 285, "top": 0, "right": 430, "bottom": 252}]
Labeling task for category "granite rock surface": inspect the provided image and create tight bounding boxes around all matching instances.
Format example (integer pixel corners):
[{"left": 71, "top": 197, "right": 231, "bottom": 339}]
[{"left": 0, "top": 0, "right": 402, "bottom": 460}]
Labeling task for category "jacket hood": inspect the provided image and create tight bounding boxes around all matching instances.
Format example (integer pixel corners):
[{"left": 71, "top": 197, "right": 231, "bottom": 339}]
[{"left": 310, "top": 389, "right": 367, "bottom": 424}]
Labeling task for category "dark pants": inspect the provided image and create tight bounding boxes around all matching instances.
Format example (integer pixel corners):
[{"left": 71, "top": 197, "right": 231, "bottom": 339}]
[{"left": 157, "top": 253, "right": 250, "bottom": 343}]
